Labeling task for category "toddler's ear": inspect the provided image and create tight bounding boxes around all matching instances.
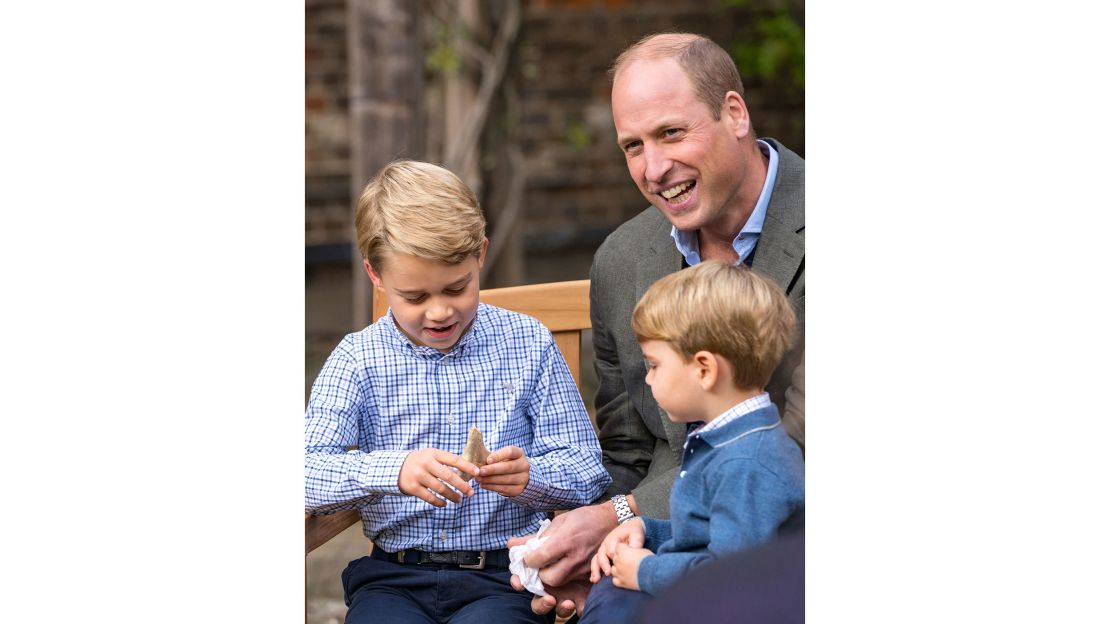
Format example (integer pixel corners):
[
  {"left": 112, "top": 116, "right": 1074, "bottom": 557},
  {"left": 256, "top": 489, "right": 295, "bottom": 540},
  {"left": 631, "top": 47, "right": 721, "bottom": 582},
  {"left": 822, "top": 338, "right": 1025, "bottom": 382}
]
[{"left": 692, "top": 351, "right": 720, "bottom": 390}]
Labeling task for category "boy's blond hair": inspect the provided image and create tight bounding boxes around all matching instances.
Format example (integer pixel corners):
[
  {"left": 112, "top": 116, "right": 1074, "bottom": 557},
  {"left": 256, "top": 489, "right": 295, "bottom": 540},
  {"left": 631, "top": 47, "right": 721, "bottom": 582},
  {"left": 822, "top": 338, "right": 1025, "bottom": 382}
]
[
  {"left": 355, "top": 160, "right": 486, "bottom": 270},
  {"left": 632, "top": 261, "right": 795, "bottom": 390}
]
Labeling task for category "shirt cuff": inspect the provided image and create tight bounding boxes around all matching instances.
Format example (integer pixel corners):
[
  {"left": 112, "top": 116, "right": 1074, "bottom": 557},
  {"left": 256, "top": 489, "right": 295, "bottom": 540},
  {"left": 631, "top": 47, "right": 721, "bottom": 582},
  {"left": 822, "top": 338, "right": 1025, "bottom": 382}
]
[
  {"left": 640, "top": 516, "right": 671, "bottom": 552},
  {"left": 358, "top": 450, "right": 410, "bottom": 495},
  {"left": 636, "top": 553, "right": 662, "bottom": 595},
  {"left": 508, "top": 463, "right": 554, "bottom": 510}
]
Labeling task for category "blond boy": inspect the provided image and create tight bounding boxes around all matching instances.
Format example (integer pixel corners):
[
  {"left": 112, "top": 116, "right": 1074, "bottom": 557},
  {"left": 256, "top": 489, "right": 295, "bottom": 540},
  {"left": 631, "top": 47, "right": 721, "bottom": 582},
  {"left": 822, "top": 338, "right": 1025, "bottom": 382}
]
[
  {"left": 577, "top": 260, "right": 804, "bottom": 623},
  {"left": 305, "top": 160, "right": 610, "bottom": 624}
]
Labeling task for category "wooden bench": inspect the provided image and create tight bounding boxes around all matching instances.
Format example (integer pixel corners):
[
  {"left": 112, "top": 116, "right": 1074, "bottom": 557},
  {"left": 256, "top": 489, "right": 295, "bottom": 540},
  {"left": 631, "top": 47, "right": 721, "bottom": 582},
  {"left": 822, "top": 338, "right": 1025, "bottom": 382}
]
[{"left": 305, "top": 279, "right": 592, "bottom": 555}]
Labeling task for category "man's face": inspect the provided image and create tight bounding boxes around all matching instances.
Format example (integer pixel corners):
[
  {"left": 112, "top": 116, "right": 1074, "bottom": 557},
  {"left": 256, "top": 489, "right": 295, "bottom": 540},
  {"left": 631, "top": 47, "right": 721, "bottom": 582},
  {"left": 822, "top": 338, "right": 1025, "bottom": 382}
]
[
  {"left": 612, "top": 57, "right": 748, "bottom": 233},
  {"left": 366, "top": 245, "right": 485, "bottom": 353}
]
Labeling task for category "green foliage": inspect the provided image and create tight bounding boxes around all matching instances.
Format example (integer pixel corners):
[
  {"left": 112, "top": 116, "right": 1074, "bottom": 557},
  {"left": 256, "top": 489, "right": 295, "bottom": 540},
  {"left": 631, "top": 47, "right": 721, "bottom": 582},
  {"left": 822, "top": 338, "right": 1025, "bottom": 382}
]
[
  {"left": 722, "top": 0, "right": 805, "bottom": 89},
  {"left": 425, "top": 23, "right": 460, "bottom": 74},
  {"left": 566, "top": 120, "right": 591, "bottom": 150}
]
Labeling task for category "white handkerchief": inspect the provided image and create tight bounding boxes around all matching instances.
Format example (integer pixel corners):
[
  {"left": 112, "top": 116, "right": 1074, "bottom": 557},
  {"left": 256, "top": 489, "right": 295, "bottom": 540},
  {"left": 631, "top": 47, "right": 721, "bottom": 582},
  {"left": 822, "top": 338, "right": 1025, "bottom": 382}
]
[{"left": 508, "top": 519, "right": 552, "bottom": 596}]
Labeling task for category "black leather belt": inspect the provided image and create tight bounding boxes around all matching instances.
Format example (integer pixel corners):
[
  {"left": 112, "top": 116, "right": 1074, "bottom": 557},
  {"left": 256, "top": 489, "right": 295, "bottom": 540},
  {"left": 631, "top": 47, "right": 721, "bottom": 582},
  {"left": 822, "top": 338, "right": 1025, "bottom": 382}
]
[{"left": 371, "top": 547, "right": 511, "bottom": 570}]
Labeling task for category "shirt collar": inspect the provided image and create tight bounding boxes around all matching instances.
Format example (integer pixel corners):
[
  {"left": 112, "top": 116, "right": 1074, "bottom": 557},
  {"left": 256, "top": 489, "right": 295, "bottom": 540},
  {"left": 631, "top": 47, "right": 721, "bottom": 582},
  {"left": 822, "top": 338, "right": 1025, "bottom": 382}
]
[
  {"left": 382, "top": 304, "right": 485, "bottom": 359},
  {"left": 669, "top": 139, "right": 779, "bottom": 266},
  {"left": 688, "top": 392, "right": 779, "bottom": 447}
]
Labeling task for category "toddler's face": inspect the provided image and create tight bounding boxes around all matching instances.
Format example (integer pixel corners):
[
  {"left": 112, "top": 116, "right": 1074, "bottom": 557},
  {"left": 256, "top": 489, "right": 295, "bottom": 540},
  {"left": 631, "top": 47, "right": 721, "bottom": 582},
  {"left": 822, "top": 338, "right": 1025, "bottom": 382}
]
[
  {"left": 640, "top": 339, "right": 703, "bottom": 423},
  {"left": 366, "top": 247, "right": 484, "bottom": 353}
]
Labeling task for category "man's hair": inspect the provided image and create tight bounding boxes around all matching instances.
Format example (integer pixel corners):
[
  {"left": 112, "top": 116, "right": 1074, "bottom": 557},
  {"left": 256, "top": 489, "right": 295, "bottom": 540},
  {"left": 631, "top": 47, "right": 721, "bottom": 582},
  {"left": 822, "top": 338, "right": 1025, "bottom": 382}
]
[
  {"left": 355, "top": 160, "right": 486, "bottom": 271},
  {"left": 632, "top": 261, "right": 795, "bottom": 390},
  {"left": 609, "top": 32, "right": 744, "bottom": 121}
]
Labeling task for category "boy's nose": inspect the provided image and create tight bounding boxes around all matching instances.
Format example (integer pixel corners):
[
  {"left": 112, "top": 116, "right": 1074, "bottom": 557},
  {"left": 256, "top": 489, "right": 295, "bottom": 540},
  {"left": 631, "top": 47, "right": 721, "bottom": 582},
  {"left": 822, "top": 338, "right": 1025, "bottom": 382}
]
[{"left": 426, "top": 302, "right": 452, "bottom": 323}]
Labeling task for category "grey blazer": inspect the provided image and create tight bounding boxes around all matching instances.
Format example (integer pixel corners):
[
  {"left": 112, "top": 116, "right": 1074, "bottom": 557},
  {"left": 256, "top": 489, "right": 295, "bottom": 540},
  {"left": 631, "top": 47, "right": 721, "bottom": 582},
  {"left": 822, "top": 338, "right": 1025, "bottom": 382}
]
[{"left": 589, "top": 138, "right": 805, "bottom": 518}]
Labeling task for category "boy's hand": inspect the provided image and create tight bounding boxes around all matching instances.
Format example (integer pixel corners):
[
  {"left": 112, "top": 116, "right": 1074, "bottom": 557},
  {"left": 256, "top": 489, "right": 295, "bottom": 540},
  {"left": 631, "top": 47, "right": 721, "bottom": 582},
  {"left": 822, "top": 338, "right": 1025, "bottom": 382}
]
[
  {"left": 475, "top": 445, "right": 529, "bottom": 497},
  {"left": 589, "top": 518, "right": 645, "bottom": 582},
  {"left": 398, "top": 448, "right": 480, "bottom": 507},
  {"left": 610, "top": 542, "right": 651, "bottom": 591}
]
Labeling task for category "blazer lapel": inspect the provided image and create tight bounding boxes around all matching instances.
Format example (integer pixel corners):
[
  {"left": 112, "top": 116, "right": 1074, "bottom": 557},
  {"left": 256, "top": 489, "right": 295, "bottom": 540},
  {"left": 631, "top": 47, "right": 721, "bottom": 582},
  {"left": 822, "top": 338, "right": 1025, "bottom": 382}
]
[{"left": 751, "top": 140, "right": 805, "bottom": 293}]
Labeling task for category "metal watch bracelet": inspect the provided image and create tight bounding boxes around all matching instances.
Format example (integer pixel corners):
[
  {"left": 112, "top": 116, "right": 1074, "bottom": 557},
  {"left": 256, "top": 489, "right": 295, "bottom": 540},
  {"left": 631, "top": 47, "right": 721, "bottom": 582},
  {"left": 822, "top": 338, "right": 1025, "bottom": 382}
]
[{"left": 611, "top": 494, "right": 635, "bottom": 524}]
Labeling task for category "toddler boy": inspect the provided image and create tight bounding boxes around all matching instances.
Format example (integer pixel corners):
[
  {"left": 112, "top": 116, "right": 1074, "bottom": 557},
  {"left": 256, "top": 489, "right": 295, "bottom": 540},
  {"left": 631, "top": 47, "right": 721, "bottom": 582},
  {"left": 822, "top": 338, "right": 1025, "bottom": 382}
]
[{"left": 579, "top": 260, "right": 804, "bottom": 623}]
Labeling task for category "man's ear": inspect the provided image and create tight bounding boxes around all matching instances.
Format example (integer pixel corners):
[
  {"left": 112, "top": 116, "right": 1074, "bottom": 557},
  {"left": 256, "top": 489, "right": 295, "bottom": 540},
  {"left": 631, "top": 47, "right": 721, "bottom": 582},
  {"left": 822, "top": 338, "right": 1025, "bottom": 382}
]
[
  {"left": 364, "top": 259, "right": 385, "bottom": 291},
  {"left": 722, "top": 91, "right": 751, "bottom": 140},
  {"left": 692, "top": 351, "right": 719, "bottom": 391}
]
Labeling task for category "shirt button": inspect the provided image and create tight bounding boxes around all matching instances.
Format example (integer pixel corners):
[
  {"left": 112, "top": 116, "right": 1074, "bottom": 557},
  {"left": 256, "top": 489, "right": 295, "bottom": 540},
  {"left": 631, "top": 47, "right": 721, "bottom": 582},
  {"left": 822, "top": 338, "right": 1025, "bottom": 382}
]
[
  {"left": 440, "top": 530, "right": 447, "bottom": 541},
  {"left": 680, "top": 470, "right": 687, "bottom": 478},
  {"left": 447, "top": 414, "right": 454, "bottom": 424}
]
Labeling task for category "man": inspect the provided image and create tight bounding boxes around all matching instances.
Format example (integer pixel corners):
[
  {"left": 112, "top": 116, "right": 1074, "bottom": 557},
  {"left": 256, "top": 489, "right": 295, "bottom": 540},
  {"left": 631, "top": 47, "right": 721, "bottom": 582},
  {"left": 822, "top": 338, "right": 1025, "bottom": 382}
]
[{"left": 510, "top": 32, "right": 805, "bottom": 617}]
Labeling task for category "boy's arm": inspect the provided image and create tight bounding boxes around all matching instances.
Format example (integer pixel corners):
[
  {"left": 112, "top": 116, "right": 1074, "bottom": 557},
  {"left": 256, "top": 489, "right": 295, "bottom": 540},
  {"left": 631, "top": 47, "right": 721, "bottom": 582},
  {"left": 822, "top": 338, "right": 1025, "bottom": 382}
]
[
  {"left": 304, "top": 341, "right": 407, "bottom": 514},
  {"left": 635, "top": 458, "right": 802, "bottom": 595},
  {"left": 510, "top": 337, "right": 612, "bottom": 511}
]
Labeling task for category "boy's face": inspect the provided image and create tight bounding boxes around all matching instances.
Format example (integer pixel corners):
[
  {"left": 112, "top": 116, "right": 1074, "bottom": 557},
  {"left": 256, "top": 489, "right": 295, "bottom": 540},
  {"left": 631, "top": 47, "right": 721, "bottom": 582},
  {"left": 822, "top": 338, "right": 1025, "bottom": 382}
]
[
  {"left": 365, "top": 241, "right": 486, "bottom": 353},
  {"left": 640, "top": 339, "right": 705, "bottom": 423}
]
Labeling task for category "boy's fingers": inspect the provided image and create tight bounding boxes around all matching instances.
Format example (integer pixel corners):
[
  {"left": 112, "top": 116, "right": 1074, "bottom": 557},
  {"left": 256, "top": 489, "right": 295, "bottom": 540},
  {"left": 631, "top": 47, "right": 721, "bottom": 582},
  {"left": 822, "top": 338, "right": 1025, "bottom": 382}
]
[
  {"left": 475, "top": 472, "right": 527, "bottom": 485},
  {"left": 422, "top": 478, "right": 461, "bottom": 504},
  {"left": 415, "top": 488, "right": 446, "bottom": 507},
  {"left": 486, "top": 445, "right": 524, "bottom": 464},
  {"left": 628, "top": 531, "right": 644, "bottom": 549},
  {"left": 439, "top": 471, "right": 475, "bottom": 496},
  {"left": 434, "top": 450, "right": 481, "bottom": 479}
]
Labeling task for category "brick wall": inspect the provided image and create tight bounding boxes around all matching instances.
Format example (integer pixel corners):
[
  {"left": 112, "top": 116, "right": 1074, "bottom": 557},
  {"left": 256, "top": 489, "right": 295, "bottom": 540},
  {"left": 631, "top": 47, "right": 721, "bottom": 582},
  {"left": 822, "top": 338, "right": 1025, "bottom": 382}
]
[
  {"left": 305, "top": 0, "right": 804, "bottom": 267},
  {"left": 306, "top": 0, "right": 352, "bottom": 250}
]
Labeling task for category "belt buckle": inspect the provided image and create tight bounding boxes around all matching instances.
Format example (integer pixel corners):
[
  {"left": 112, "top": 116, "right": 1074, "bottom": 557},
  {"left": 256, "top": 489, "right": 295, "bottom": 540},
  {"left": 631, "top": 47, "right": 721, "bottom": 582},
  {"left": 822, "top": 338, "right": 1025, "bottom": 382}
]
[
  {"left": 395, "top": 549, "right": 407, "bottom": 564},
  {"left": 458, "top": 551, "right": 486, "bottom": 570}
]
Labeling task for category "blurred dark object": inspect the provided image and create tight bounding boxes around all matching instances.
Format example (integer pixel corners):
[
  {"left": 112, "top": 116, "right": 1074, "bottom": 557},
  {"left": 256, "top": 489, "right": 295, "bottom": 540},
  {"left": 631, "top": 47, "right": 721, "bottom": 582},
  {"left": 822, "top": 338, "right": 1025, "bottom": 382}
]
[{"left": 637, "top": 508, "right": 804, "bottom": 624}]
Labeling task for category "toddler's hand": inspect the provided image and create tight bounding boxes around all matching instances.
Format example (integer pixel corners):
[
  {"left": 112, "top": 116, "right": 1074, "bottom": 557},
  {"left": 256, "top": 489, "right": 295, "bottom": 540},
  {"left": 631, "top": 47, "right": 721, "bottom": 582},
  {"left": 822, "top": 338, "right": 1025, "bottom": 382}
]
[
  {"left": 610, "top": 542, "right": 652, "bottom": 591},
  {"left": 590, "top": 518, "right": 644, "bottom": 582},
  {"left": 398, "top": 448, "right": 480, "bottom": 507},
  {"left": 475, "top": 445, "right": 529, "bottom": 497}
]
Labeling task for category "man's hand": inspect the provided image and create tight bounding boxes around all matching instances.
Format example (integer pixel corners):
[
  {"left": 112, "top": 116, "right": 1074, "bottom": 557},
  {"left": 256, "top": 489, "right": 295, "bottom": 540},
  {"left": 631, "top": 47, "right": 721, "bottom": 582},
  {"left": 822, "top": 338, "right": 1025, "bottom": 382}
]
[
  {"left": 610, "top": 542, "right": 652, "bottom": 591},
  {"left": 397, "top": 448, "right": 479, "bottom": 507},
  {"left": 475, "top": 445, "right": 529, "bottom": 497},
  {"left": 590, "top": 517, "right": 645, "bottom": 581},
  {"left": 507, "top": 502, "right": 620, "bottom": 589},
  {"left": 508, "top": 577, "right": 592, "bottom": 618}
]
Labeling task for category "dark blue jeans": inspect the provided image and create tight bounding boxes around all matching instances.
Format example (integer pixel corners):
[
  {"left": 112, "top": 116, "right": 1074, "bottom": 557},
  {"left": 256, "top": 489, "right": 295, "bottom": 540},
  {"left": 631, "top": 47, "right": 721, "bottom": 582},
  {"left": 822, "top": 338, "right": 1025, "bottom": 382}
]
[
  {"left": 341, "top": 555, "right": 552, "bottom": 624},
  {"left": 577, "top": 576, "right": 653, "bottom": 624}
]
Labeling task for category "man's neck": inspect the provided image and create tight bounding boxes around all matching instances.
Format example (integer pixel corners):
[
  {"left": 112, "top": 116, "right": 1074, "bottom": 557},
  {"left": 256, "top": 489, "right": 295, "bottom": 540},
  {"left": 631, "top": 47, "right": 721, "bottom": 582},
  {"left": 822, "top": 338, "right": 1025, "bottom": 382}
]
[{"left": 696, "top": 141, "right": 770, "bottom": 263}]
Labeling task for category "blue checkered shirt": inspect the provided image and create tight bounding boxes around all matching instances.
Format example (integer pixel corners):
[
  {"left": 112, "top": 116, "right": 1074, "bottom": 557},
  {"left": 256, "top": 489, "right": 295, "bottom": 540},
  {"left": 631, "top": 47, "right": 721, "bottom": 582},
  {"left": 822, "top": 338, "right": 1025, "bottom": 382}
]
[{"left": 305, "top": 303, "right": 611, "bottom": 552}]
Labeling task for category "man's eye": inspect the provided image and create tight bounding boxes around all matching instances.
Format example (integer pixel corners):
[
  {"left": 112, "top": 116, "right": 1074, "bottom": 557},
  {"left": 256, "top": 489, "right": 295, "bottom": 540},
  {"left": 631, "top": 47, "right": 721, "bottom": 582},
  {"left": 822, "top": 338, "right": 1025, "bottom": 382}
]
[
  {"left": 404, "top": 295, "right": 427, "bottom": 304},
  {"left": 444, "top": 288, "right": 465, "bottom": 296},
  {"left": 644, "top": 360, "right": 655, "bottom": 371},
  {"left": 663, "top": 128, "right": 682, "bottom": 138},
  {"left": 623, "top": 141, "right": 642, "bottom": 153}
]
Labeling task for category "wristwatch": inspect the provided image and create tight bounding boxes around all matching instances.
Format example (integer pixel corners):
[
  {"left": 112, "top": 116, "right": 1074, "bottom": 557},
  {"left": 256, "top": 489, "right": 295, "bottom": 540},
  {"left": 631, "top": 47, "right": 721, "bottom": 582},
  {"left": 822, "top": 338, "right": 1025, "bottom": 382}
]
[{"left": 611, "top": 494, "right": 636, "bottom": 524}]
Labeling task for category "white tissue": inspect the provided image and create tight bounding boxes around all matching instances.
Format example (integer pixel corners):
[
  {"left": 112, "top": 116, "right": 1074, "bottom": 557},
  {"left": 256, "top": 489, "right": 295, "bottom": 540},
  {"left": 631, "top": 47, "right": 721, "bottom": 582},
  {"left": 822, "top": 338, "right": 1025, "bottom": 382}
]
[{"left": 508, "top": 518, "right": 551, "bottom": 596}]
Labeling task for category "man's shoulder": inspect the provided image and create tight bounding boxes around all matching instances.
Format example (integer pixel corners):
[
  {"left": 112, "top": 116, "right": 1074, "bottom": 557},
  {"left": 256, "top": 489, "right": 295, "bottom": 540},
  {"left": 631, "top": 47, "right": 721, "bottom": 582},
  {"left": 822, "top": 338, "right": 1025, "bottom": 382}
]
[
  {"left": 596, "top": 206, "right": 668, "bottom": 258},
  {"left": 764, "top": 138, "right": 805, "bottom": 197}
]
